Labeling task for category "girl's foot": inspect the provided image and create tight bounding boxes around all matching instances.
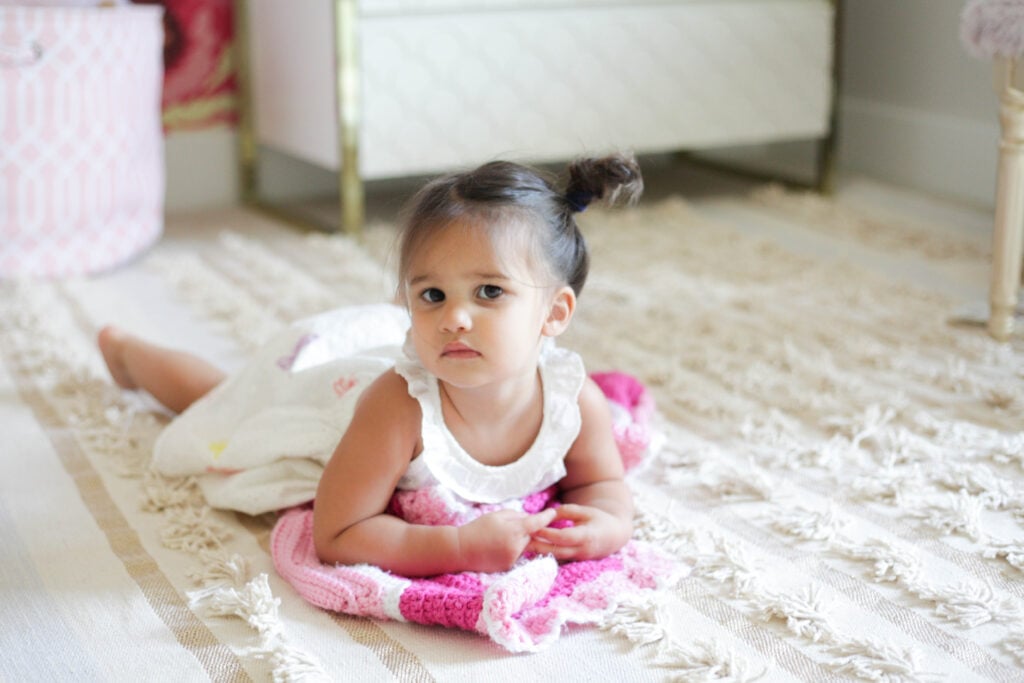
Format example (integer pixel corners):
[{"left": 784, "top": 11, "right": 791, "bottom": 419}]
[{"left": 98, "top": 325, "right": 138, "bottom": 389}]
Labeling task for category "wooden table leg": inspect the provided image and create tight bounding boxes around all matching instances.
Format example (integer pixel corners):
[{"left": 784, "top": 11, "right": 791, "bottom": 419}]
[{"left": 989, "top": 59, "right": 1024, "bottom": 341}]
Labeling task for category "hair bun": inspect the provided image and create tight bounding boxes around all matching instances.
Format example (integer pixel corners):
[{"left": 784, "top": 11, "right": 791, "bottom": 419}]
[
  {"left": 565, "top": 189, "right": 594, "bottom": 213},
  {"left": 564, "top": 152, "right": 644, "bottom": 212}
]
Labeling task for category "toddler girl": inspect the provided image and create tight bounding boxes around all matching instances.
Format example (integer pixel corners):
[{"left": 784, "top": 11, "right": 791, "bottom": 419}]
[{"left": 100, "top": 155, "right": 672, "bottom": 648}]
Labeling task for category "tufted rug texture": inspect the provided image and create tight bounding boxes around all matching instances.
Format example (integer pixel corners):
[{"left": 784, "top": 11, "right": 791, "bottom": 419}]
[{"left": 1, "top": 187, "right": 1022, "bottom": 681}]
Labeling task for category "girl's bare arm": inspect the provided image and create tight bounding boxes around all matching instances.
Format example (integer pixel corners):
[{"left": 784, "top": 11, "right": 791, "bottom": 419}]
[{"left": 527, "top": 378, "right": 634, "bottom": 560}]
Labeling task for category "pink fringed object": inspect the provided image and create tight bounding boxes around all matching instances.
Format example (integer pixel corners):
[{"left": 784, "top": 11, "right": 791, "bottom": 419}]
[
  {"left": 0, "top": 5, "right": 165, "bottom": 278},
  {"left": 961, "top": 0, "right": 1024, "bottom": 59},
  {"left": 271, "top": 371, "right": 681, "bottom": 652},
  {"left": 272, "top": 505, "right": 681, "bottom": 653}
]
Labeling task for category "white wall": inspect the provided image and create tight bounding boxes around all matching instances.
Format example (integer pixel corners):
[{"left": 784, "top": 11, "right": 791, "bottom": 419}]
[
  {"left": 165, "top": 0, "right": 1004, "bottom": 212},
  {"left": 164, "top": 127, "right": 341, "bottom": 212},
  {"left": 164, "top": 128, "right": 239, "bottom": 211},
  {"left": 837, "top": 0, "right": 999, "bottom": 208}
]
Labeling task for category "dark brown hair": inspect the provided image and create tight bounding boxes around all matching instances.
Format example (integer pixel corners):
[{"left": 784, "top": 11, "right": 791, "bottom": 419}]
[{"left": 396, "top": 153, "right": 643, "bottom": 298}]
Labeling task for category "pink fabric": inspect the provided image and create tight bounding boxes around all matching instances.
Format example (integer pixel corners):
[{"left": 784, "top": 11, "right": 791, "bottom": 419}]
[
  {"left": 271, "top": 371, "right": 680, "bottom": 652},
  {"left": 0, "top": 6, "right": 165, "bottom": 278},
  {"left": 591, "top": 371, "right": 656, "bottom": 472},
  {"left": 271, "top": 506, "right": 679, "bottom": 652}
]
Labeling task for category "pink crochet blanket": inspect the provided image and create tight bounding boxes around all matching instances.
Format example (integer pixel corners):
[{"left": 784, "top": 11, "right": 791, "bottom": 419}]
[{"left": 271, "top": 372, "right": 682, "bottom": 652}]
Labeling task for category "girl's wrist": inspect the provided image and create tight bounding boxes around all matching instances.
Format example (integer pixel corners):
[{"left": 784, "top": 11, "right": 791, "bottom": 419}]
[
  {"left": 453, "top": 524, "right": 466, "bottom": 567},
  {"left": 453, "top": 523, "right": 477, "bottom": 571}
]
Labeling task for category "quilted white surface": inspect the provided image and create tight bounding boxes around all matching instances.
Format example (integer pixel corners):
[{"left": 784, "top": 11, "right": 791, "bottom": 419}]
[
  {"left": 361, "top": 0, "right": 768, "bottom": 16},
  {"left": 251, "top": 0, "right": 834, "bottom": 179}
]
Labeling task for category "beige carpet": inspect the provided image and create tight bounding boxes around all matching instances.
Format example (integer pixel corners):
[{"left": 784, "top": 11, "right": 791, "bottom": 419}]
[{"left": 2, "top": 186, "right": 1022, "bottom": 681}]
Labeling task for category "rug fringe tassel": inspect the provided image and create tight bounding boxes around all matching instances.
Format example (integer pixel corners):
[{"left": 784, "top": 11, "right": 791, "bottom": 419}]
[
  {"left": 633, "top": 504, "right": 937, "bottom": 681},
  {"left": 600, "top": 594, "right": 766, "bottom": 682},
  {"left": 190, "top": 573, "right": 330, "bottom": 682}
]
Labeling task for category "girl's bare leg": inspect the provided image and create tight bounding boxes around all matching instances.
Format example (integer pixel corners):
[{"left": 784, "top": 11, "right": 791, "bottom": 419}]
[{"left": 98, "top": 326, "right": 227, "bottom": 413}]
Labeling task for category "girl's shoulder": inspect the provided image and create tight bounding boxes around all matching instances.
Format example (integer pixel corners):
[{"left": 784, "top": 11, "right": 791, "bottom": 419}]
[
  {"left": 350, "top": 368, "right": 422, "bottom": 439},
  {"left": 360, "top": 367, "right": 419, "bottom": 405},
  {"left": 365, "top": 366, "right": 416, "bottom": 394},
  {"left": 576, "top": 375, "right": 613, "bottom": 422}
]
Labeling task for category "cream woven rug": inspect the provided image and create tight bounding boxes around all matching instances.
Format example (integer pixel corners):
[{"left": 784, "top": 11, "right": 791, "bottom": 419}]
[{"left": 2, "top": 186, "right": 1022, "bottom": 682}]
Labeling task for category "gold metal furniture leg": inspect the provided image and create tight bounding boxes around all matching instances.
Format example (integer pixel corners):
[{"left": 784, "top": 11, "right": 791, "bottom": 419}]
[
  {"left": 989, "top": 58, "right": 1024, "bottom": 342},
  {"left": 814, "top": 0, "right": 842, "bottom": 195},
  {"left": 335, "top": 0, "right": 364, "bottom": 235},
  {"left": 235, "top": 0, "right": 258, "bottom": 205}
]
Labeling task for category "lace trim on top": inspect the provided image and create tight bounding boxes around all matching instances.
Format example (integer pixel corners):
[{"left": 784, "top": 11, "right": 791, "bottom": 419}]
[{"left": 394, "top": 339, "right": 586, "bottom": 504}]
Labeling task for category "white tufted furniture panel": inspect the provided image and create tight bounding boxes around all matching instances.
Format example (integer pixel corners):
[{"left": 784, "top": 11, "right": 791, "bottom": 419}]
[{"left": 245, "top": 0, "right": 835, "bottom": 224}]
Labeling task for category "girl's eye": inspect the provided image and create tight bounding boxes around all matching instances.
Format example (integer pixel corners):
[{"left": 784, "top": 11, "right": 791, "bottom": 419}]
[
  {"left": 420, "top": 288, "right": 445, "bottom": 303},
  {"left": 478, "top": 284, "right": 504, "bottom": 300}
]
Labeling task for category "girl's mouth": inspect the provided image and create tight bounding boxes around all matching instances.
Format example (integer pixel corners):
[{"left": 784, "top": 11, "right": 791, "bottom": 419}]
[{"left": 442, "top": 342, "right": 480, "bottom": 359}]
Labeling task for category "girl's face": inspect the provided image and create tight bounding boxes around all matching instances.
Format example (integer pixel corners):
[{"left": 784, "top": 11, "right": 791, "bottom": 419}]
[{"left": 404, "top": 220, "right": 574, "bottom": 391}]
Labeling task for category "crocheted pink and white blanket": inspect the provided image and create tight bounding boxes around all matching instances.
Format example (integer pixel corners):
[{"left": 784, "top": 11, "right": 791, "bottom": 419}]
[{"left": 271, "top": 372, "right": 685, "bottom": 653}]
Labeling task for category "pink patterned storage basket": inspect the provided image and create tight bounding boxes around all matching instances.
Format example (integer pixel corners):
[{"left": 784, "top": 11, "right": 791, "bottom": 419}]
[{"left": 0, "top": 5, "right": 164, "bottom": 278}]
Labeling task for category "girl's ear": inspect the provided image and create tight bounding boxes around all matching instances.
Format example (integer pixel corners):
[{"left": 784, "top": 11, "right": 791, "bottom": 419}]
[{"left": 542, "top": 286, "right": 576, "bottom": 337}]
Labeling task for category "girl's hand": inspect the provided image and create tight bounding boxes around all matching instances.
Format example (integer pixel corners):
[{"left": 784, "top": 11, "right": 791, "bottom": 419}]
[
  {"left": 457, "top": 508, "right": 557, "bottom": 573},
  {"left": 524, "top": 503, "right": 632, "bottom": 562}
]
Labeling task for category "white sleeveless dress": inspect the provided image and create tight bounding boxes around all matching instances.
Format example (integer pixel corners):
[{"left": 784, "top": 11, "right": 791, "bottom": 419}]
[{"left": 152, "top": 304, "right": 586, "bottom": 516}]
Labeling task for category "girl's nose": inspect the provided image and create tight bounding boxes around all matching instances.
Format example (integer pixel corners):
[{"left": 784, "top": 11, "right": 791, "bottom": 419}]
[{"left": 441, "top": 303, "right": 472, "bottom": 333}]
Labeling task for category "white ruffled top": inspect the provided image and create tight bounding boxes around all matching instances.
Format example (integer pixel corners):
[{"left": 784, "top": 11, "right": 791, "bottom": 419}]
[{"left": 394, "top": 339, "right": 586, "bottom": 504}]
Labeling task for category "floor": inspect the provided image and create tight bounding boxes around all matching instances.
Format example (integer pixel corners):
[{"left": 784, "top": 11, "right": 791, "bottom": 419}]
[{"left": 169, "top": 154, "right": 1005, "bottom": 333}]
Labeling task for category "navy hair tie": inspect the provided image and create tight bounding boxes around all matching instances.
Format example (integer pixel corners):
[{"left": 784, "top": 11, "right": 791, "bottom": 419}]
[{"left": 565, "top": 190, "right": 594, "bottom": 213}]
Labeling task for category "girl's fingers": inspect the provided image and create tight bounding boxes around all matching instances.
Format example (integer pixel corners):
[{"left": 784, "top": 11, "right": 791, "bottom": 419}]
[
  {"left": 526, "top": 540, "right": 579, "bottom": 560},
  {"left": 549, "top": 504, "right": 590, "bottom": 521},
  {"left": 523, "top": 508, "right": 558, "bottom": 533},
  {"left": 531, "top": 524, "right": 585, "bottom": 546}
]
